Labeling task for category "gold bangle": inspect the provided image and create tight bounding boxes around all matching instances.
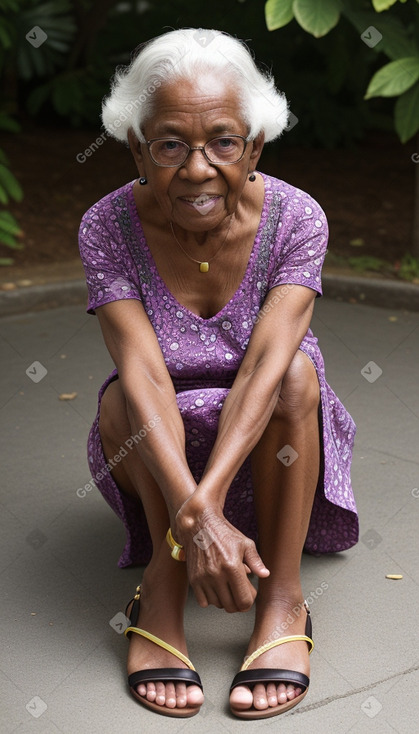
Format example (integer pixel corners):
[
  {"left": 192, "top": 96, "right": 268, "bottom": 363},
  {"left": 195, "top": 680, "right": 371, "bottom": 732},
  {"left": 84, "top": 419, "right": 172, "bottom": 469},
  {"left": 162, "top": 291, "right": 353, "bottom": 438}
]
[{"left": 166, "top": 528, "right": 185, "bottom": 561}]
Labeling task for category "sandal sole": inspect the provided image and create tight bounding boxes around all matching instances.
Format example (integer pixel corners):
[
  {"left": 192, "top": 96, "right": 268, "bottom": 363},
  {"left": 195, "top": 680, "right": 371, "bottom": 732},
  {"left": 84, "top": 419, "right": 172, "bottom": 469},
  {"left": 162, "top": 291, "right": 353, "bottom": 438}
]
[{"left": 129, "top": 686, "right": 202, "bottom": 717}]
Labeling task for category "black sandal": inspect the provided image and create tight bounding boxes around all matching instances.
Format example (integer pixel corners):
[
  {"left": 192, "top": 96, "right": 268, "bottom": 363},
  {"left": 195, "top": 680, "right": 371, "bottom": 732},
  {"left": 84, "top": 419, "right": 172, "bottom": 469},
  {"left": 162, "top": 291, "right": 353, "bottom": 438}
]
[
  {"left": 124, "top": 585, "right": 203, "bottom": 717},
  {"left": 230, "top": 603, "right": 313, "bottom": 719}
]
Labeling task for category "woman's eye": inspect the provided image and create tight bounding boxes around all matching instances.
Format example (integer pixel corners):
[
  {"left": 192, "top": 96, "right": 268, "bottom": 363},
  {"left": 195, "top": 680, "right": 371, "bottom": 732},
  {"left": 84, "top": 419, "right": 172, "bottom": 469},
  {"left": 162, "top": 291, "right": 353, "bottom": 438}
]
[
  {"left": 163, "top": 140, "right": 180, "bottom": 150},
  {"left": 217, "top": 138, "right": 234, "bottom": 148}
]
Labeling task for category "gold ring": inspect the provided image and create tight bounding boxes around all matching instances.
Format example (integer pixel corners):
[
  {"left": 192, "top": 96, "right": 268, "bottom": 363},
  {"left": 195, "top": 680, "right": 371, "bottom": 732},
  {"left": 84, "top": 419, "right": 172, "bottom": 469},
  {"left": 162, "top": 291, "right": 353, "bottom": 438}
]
[{"left": 166, "top": 528, "right": 185, "bottom": 562}]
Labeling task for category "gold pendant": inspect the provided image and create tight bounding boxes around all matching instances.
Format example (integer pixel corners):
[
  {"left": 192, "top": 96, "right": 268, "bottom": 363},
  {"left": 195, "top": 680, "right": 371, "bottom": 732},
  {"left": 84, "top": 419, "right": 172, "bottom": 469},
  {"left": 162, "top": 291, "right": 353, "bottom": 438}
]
[{"left": 199, "top": 262, "right": 209, "bottom": 273}]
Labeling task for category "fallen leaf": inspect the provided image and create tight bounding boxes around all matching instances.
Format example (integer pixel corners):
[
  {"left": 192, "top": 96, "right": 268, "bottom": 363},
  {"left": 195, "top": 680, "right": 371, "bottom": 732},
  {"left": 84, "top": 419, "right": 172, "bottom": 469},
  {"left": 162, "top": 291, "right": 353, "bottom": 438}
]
[
  {"left": 59, "top": 392, "right": 77, "bottom": 401},
  {"left": 385, "top": 574, "right": 403, "bottom": 580},
  {"left": 349, "top": 238, "right": 364, "bottom": 247}
]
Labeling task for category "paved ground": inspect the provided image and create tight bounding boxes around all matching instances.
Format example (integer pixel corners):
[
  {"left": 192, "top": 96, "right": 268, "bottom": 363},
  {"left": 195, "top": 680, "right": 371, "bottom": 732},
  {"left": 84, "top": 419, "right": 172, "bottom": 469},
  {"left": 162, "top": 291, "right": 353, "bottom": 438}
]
[{"left": 1, "top": 295, "right": 418, "bottom": 734}]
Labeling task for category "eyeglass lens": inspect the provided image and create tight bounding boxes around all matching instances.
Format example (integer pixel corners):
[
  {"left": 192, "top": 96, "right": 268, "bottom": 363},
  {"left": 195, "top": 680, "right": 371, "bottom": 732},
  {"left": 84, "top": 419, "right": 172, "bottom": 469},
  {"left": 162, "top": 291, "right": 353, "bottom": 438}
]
[{"left": 149, "top": 136, "right": 246, "bottom": 165}]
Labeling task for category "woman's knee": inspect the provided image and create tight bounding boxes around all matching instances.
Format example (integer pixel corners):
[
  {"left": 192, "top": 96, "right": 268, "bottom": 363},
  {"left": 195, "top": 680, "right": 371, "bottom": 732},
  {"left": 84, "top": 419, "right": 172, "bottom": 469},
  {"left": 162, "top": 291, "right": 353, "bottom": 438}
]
[
  {"left": 274, "top": 351, "right": 320, "bottom": 420},
  {"left": 99, "top": 379, "right": 131, "bottom": 444}
]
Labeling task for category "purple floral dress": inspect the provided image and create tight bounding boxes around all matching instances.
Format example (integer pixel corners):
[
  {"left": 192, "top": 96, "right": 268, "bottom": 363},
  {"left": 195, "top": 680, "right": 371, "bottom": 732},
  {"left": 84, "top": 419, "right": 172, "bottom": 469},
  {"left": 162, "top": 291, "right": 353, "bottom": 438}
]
[{"left": 79, "top": 173, "right": 358, "bottom": 567}]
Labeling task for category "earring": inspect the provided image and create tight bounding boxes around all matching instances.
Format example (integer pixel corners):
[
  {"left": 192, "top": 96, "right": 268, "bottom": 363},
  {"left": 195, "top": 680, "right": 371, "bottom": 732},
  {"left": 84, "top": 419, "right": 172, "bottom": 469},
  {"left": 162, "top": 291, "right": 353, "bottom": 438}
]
[
  {"left": 248, "top": 173, "right": 256, "bottom": 182},
  {"left": 138, "top": 177, "right": 148, "bottom": 185}
]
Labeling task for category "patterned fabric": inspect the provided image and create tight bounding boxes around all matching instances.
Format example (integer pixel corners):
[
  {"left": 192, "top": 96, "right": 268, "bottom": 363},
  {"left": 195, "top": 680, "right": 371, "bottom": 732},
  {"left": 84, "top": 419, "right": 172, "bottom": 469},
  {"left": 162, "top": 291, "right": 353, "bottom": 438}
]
[{"left": 79, "top": 173, "right": 358, "bottom": 567}]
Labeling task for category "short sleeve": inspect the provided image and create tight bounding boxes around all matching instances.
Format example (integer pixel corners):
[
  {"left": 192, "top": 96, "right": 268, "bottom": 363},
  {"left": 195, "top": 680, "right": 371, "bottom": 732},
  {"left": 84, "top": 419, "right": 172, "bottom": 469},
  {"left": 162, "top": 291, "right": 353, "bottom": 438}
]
[
  {"left": 267, "top": 187, "right": 328, "bottom": 297},
  {"left": 78, "top": 194, "right": 141, "bottom": 315}
]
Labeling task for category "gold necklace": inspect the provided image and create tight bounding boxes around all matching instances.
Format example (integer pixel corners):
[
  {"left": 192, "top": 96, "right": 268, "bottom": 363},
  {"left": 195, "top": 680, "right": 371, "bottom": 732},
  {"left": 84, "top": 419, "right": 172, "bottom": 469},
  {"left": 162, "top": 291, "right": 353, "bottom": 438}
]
[{"left": 169, "top": 217, "right": 233, "bottom": 273}]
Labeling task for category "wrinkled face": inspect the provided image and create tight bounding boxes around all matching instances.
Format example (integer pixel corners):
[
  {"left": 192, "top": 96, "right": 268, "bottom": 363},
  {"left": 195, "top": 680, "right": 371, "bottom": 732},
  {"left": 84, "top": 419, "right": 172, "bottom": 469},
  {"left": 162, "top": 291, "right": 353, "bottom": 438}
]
[{"left": 129, "top": 74, "right": 264, "bottom": 231}]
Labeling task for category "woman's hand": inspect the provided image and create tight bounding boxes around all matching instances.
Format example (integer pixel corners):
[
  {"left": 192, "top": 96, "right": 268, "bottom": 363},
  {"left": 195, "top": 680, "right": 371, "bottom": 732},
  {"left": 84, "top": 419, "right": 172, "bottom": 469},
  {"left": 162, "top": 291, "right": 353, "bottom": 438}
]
[{"left": 175, "top": 499, "right": 270, "bottom": 613}]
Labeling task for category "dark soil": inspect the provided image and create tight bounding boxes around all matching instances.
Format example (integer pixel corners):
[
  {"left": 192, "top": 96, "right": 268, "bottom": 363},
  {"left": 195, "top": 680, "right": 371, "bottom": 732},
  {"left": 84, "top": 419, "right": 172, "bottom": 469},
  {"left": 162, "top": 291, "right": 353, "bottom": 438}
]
[{"left": 0, "top": 123, "right": 416, "bottom": 283}]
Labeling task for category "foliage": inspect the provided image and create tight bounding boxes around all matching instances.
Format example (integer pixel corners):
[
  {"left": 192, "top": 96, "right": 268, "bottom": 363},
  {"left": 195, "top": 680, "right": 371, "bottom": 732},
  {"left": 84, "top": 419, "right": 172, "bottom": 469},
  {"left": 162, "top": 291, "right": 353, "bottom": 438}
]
[
  {"left": 396, "top": 252, "right": 419, "bottom": 281},
  {"left": 326, "top": 251, "right": 419, "bottom": 281},
  {"left": 0, "top": 0, "right": 394, "bottom": 145},
  {"left": 0, "top": 0, "right": 23, "bottom": 257},
  {"left": 265, "top": 0, "right": 419, "bottom": 143},
  {"left": 347, "top": 254, "right": 394, "bottom": 274}
]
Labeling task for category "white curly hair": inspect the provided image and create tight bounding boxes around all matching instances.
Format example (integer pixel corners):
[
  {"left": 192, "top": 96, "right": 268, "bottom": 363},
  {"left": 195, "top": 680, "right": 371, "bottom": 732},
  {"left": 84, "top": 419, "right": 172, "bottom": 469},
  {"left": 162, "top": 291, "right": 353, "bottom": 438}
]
[{"left": 101, "top": 28, "right": 289, "bottom": 144}]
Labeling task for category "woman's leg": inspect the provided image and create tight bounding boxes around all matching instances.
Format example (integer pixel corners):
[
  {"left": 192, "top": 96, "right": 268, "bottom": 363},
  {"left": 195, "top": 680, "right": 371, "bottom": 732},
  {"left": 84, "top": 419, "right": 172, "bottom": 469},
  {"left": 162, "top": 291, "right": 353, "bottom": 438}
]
[
  {"left": 98, "top": 378, "right": 204, "bottom": 710},
  {"left": 230, "top": 350, "right": 320, "bottom": 712}
]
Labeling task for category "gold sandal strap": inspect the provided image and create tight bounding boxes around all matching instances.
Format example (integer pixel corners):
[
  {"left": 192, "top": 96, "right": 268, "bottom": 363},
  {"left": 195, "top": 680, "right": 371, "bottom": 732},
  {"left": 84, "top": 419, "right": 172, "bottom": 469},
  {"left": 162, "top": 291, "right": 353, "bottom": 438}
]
[
  {"left": 124, "top": 626, "right": 196, "bottom": 671},
  {"left": 241, "top": 634, "right": 314, "bottom": 671}
]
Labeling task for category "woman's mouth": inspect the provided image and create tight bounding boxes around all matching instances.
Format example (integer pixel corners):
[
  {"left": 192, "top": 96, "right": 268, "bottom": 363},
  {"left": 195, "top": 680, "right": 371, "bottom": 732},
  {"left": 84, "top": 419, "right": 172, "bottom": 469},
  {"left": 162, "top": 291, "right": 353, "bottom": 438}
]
[{"left": 180, "top": 194, "right": 221, "bottom": 214}]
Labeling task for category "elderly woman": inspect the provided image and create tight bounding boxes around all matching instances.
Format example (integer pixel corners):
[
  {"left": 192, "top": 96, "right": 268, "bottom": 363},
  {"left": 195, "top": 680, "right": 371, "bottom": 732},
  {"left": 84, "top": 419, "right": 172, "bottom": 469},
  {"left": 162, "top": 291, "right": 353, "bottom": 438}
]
[{"left": 79, "top": 28, "right": 358, "bottom": 720}]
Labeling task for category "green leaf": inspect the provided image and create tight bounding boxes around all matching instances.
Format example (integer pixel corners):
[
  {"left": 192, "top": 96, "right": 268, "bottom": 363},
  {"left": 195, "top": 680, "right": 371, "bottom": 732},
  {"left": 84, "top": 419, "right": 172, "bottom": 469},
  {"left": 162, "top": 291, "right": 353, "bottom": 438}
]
[
  {"left": 0, "top": 210, "right": 22, "bottom": 236},
  {"left": 265, "top": 0, "right": 294, "bottom": 30},
  {"left": 372, "top": 0, "right": 397, "bottom": 11},
  {"left": 0, "top": 257, "right": 15, "bottom": 266},
  {"left": 0, "top": 23, "right": 13, "bottom": 49},
  {"left": 344, "top": 10, "right": 418, "bottom": 60},
  {"left": 26, "top": 82, "right": 52, "bottom": 115},
  {"left": 293, "top": 0, "right": 341, "bottom": 38},
  {"left": 0, "top": 114, "right": 20, "bottom": 133},
  {"left": 0, "top": 165, "right": 23, "bottom": 202},
  {"left": 0, "top": 227, "right": 23, "bottom": 249},
  {"left": 26, "top": 82, "right": 52, "bottom": 116},
  {"left": 395, "top": 82, "right": 419, "bottom": 142},
  {"left": 365, "top": 57, "right": 419, "bottom": 98}
]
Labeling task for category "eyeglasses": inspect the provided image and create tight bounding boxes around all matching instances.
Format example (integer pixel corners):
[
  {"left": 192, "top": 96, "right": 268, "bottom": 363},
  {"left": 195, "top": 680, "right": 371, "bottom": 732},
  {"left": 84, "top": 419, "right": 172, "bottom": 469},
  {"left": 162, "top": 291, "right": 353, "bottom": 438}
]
[{"left": 146, "top": 135, "right": 248, "bottom": 167}]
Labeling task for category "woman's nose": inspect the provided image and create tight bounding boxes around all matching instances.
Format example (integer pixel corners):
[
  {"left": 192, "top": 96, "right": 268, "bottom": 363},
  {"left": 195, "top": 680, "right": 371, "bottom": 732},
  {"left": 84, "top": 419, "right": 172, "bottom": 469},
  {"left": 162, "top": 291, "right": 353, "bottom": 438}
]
[{"left": 178, "top": 148, "right": 217, "bottom": 181}]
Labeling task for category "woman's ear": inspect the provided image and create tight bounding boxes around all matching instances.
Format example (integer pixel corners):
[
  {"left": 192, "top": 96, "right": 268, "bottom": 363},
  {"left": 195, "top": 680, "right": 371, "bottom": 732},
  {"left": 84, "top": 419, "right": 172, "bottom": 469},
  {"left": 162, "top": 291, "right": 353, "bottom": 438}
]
[
  {"left": 127, "top": 128, "right": 145, "bottom": 173},
  {"left": 249, "top": 131, "right": 265, "bottom": 167}
]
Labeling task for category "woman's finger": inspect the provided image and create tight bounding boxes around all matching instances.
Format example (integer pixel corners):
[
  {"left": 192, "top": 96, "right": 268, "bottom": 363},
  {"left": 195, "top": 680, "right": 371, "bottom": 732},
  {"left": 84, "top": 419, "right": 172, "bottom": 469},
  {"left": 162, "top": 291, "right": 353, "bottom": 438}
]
[
  {"left": 243, "top": 543, "right": 270, "bottom": 578},
  {"left": 228, "top": 573, "right": 257, "bottom": 611},
  {"left": 198, "top": 583, "right": 224, "bottom": 609},
  {"left": 192, "top": 582, "right": 210, "bottom": 608}
]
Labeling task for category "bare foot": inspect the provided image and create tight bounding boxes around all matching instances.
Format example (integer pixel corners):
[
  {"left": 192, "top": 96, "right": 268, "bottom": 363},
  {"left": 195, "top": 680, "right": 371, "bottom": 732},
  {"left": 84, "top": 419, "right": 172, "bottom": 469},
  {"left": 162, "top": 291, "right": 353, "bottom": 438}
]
[
  {"left": 126, "top": 574, "right": 204, "bottom": 711},
  {"left": 230, "top": 598, "right": 310, "bottom": 713}
]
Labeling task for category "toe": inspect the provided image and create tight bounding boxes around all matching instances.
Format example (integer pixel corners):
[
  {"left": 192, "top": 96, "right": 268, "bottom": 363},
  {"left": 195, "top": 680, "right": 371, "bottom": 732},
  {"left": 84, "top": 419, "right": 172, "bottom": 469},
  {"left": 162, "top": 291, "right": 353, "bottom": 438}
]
[
  {"left": 175, "top": 682, "right": 187, "bottom": 708},
  {"left": 187, "top": 684, "right": 204, "bottom": 707},
  {"left": 136, "top": 683, "right": 147, "bottom": 696},
  {"left": 252, "top": 683, "right": 269, "bottom": 710},
  {"left": 276, "top": 682, "right": 288, "bottom": 705},
  {"left": 153, "top": 681, "right": 165, "bottom": 705},
  {"left": 266, "top": 682, "right": 278, "bottom": 707},
  {"left": 286, "top": 683, "right": 297, "bottom": 700},
  {"left": 164, "top": 682, "right": 177, "bottom": 708},
  {"left": 230, "top": 685, "right": 254, "bottom": 711},
  {"left": 146, "top": 681, "right": 157, "bottom": 702}
]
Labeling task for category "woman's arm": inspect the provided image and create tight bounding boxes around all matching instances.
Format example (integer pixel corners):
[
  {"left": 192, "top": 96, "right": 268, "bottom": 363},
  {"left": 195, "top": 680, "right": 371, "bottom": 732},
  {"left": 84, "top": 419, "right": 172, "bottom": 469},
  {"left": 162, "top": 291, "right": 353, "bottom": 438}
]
[
  {"left": 96, "top": 298, "right": 198, "bottom": 526},
  {"left": 175, "top": 284, "right": 316, "bottom": 608},
  {"left": 196, "top": 283, "right": 316, "bottom": 504},
  {"left": 96, "top": 297, "right": 269, "bottom": 611}
]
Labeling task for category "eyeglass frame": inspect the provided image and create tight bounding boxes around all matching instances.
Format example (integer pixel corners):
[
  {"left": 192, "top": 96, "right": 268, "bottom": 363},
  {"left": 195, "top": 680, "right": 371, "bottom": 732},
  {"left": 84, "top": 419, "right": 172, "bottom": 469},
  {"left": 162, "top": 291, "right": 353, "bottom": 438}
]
[{"left": 145, "top": 134, "right": 249, "bottom": 167}]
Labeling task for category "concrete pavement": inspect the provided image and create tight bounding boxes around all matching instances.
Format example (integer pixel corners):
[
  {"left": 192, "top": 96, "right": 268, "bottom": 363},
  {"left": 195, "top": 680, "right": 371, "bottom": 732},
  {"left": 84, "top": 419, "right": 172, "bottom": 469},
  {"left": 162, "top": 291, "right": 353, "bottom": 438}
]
[{"left": 1, "top": 296, "right": 418, "bottom": 733}]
